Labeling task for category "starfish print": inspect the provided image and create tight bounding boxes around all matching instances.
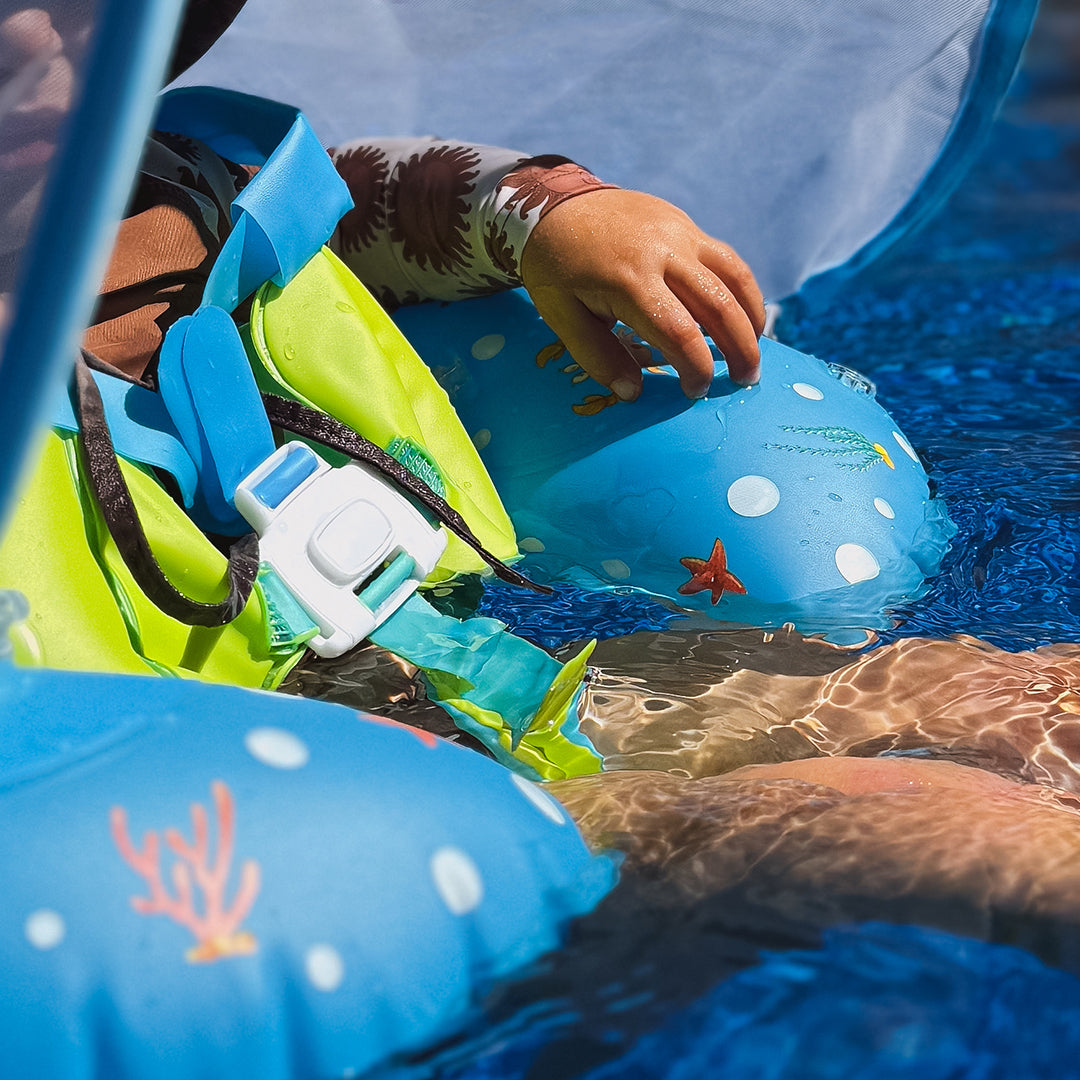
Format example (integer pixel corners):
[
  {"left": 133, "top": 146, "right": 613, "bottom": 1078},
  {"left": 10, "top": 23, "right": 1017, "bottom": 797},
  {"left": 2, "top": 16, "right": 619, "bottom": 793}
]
[{"left": 678, "top": 538, "right": 747, "bottom": 605}]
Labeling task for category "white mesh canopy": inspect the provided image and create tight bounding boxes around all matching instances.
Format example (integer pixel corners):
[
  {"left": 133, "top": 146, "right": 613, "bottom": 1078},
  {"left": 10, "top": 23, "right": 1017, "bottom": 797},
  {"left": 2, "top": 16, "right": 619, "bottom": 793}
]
[{"left": 173, "top": 0, "right": 1036, "bottom": 300}]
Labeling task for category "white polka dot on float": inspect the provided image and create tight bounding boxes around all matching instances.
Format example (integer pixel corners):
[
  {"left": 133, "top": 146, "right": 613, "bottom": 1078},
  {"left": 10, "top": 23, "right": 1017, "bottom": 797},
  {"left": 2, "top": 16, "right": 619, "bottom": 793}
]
[
  {"left": 601, "top": 559, "right": 631, "bottom": 580},
  {"left": 471, "top": 334, "right": 505, "bottom": 360},
  {"left": 244, "top": 727, "right": 310, "bottom": 770},
  {"left": 792, "top": 383, "right": 824, "bottom": 400},
  {"left": 518, "top": 537, "right": 546, "bottom": 553},
  {"left": 892, "top": 431, "right": 920, "bottom": 463},
  {"left": 835, "top": 543, "right": 881, "bottom": 584},
  {"left": 305, "top": 944, "right": 345, "bottom": 992},
  {"left": 874, "top": 498, "right": 895, "bottom": 519},
  {"left": 430, "top": 846, "right": 484, "bottom": 915},
  {"left": 727, "top": 475, "right": 780, "bottom": 518},
  {"left": 472, "top": 428, "right": 491, "bottom": 450},
  {"left": 24, "top": 909, "right": 65, "bottom": 950},
  {"left": 512, "top": 773, "right": 566, "bottom": 825}
]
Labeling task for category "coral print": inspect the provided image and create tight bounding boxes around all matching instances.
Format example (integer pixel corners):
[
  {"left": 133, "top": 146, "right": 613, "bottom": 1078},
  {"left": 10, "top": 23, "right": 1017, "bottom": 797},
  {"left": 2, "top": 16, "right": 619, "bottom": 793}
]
[
  {"left": 535, "top": 341, "right": 567, "bottom": 368},
  {"left": 334, "top": 144, "right": 390, "bottom": 252},
  {"left": 678, "top": 538, "right": 747, "bottom": 604},
  {"left": 388, "top": 145, "right": 481, "bottom": 273},
  {"left": 111, "top": 780, "right": 261, "bottom": 964},
  {"left": 363, "top": 712, "right": 440, "bottom": 749},
  {"left": 572, "top": 391, "right": 619, "bottom": 416},
  {"left": 536, "top": 340, "right": 620, "bottom": 413}
]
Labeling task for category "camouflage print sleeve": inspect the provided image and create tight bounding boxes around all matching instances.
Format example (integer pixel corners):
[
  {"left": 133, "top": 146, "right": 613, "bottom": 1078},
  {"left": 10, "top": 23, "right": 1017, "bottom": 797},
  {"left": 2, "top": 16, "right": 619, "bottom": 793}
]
[{"left": 327, "top": 139, "right": 617, "bottom": 310}]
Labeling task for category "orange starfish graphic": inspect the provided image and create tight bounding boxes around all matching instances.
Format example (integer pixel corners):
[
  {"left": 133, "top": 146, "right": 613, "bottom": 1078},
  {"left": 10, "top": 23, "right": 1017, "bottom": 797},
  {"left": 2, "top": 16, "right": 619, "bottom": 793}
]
[{"left": 678, "top": 538, "right": 747, "bottom": 605}]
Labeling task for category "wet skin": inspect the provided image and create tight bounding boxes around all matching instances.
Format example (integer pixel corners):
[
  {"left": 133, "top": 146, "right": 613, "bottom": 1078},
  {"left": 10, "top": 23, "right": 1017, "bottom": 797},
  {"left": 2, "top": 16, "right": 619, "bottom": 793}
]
[
  {"left": 549, "top": 630, "right": 1080, "bottom": 962},
  {"left": 290, "top": 627, "right": 1080, "bottom": 963}
]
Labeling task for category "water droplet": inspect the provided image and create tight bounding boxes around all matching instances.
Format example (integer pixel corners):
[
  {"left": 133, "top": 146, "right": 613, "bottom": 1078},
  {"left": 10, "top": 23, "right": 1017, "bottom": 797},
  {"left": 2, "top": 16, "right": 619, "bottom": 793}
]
[
  {"left": 335, "top": 301, "right": 356, "bottom": 314},
  {"left": 283, "top": 345, "right": 295, "bottom": 360},
  {"left": 828, "top": 492, "right": 843, "bottom": 502}
]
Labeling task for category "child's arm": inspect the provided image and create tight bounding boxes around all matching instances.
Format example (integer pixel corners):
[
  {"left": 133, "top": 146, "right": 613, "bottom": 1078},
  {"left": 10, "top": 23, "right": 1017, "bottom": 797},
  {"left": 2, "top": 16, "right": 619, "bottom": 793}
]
[
  {"left": 520, "top": 190, "right": 764, "bottom": 399},
  {"left": 329, "top": 138, "right": 764, "bottom": 400}
]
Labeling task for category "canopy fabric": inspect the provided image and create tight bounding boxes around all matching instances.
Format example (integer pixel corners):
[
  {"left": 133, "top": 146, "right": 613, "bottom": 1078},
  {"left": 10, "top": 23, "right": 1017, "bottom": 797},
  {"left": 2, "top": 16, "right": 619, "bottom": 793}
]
[
  {"left": 0, "top": 0, "right": 184, "bottom": 523},
  {"left": 173, "top": 0, "right": 1038, "bottom": 301}
]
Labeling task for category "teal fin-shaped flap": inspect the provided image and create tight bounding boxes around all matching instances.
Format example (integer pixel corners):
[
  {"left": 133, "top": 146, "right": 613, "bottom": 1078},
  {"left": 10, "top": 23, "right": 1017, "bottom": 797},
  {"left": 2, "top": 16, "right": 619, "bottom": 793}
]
[{"left": 369, "top": 593, "right": 601, "bottom": 778}]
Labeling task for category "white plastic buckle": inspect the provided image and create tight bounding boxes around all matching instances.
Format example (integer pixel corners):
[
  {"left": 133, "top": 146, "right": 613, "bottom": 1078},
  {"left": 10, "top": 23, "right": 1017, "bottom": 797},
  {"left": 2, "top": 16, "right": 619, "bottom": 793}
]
[{"left": 234, "top": 442, "right": 447, "bottom": 658}]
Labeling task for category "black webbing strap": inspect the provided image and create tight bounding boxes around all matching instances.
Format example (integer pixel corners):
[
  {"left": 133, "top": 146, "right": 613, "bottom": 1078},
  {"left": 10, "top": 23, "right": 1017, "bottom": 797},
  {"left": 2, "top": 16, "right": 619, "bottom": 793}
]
[
  {"left": 261, "top": 393, "right": 551, "bottom": 594},
  {"left": 73, "top": 351, "right": 260, "bottom": 627}
]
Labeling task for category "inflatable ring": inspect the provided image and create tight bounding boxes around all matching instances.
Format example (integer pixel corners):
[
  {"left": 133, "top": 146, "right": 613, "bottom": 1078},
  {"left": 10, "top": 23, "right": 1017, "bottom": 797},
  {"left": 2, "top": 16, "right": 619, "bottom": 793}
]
[
  {"left": 396, "top": 290, "right": 956, "bottom": 636},
  {"left": 0, "top": 666, "right": 613, "bottom": 1077}
]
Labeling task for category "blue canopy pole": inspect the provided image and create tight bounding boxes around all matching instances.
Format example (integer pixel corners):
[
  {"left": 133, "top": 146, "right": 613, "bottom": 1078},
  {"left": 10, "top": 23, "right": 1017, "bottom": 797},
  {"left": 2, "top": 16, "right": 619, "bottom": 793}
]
[{"left": 0, "top": 0, "right": 186, "bottom": 532}]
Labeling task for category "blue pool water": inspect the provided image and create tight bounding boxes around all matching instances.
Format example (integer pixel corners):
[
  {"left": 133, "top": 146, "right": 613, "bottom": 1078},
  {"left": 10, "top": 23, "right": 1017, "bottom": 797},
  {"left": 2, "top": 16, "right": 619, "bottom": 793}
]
[
  {"left": 785, "top": 81, "right": 1080, "bottom": 652},
  {"left": 385, "top": 10, "right": 1080, "bottom": 1080}
]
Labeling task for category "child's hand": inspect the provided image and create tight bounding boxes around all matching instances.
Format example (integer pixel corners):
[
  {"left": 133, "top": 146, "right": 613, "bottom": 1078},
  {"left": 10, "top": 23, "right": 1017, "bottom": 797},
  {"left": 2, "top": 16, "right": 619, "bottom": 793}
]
[{"left": 519, "top": 189, "right": 766, "bottom": 401}]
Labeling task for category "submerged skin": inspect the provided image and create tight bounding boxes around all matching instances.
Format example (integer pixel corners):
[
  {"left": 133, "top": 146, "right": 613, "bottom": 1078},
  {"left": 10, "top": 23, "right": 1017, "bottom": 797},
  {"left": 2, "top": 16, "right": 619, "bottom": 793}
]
[
  {"left": 292, "top": 629, "right": 1080, "bottom": 958},
  {"left": 580, "top": 630, "right": 1080, "bottom": 788},
  {"left": 544, "top": 630, "right": 1080, "bottom": 959},
  {"left": 550, "top": 763, "right": 1080, "bottom": 951}
]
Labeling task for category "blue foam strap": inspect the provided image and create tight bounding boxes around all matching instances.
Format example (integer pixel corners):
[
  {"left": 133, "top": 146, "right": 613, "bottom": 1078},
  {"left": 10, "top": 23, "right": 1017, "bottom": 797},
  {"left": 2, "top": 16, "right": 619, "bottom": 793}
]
[
  {"left": 149, "top": 87, "right": 351, "bottom": 530},
  {"left": 156, "top": 87, "right": 353, "bottom": 312},
  {"left": 51, "top": 371, "right": 198, "bottom": 507},
  {"left": 371, "top": 594, "right": 564, "bottom": 746},
  {"left": 157, "top": 307, "right": 276, "bottom": 534}
]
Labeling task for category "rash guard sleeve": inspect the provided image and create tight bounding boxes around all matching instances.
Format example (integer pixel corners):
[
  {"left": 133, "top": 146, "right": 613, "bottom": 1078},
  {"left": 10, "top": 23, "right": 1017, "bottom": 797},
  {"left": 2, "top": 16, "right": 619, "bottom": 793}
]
[
  {"left": 83, "top": 133, "right": 615, "bottom": 380},
  {"left": 327, "top": 138, "right": 616, "bottom": 309}
]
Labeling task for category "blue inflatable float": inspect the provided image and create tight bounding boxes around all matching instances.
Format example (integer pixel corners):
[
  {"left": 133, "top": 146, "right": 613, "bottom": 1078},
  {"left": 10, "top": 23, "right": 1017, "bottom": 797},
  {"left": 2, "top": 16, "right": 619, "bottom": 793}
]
[
  {"left": 396, "top": 293, "right": 955, "bottom": 634},
  {"left": 0, "top": 668, "right": 612, "bottom": 1078}
]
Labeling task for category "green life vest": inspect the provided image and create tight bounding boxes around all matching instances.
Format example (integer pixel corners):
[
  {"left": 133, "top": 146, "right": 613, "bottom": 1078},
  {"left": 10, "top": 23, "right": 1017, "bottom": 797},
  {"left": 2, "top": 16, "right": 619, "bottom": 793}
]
[{"left": 0, "top": 88, "right": 601, "bottom": 781}]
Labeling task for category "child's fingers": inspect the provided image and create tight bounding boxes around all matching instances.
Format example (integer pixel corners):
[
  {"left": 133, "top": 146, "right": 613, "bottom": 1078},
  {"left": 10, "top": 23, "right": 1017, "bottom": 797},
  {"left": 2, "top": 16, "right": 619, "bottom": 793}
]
[
  {"left": 531, "top": 289, "right": 644, "bottom": 401},
  {"left": 615, "top": 287, "right": 716, "bottom": 399},
  {"left": 699, "top": 239, "right": 767, "bottom": 340},
  {"left": 667, "top": 266, "right": 761, "bottom": 386}
]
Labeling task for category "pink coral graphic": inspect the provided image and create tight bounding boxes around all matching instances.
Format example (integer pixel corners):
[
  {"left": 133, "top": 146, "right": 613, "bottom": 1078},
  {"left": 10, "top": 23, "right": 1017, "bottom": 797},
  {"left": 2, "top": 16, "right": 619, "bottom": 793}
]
[{"left": 111, "top": 780, "right": 261, "bottom": 963}]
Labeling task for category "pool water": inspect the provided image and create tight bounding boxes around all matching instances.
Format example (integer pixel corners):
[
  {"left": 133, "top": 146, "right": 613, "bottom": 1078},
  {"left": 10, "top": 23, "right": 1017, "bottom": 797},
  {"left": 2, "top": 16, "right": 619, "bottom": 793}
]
[
  {"left": 300, "top": 8, "right": 1080, "bottom": 1078},
  {"left": 784, "top": 30, "right": 1080, "bottom": 653}
]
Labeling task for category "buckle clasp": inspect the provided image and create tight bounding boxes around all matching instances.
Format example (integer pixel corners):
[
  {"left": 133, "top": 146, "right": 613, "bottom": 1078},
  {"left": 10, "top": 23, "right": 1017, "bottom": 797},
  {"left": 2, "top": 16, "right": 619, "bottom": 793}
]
[{"left": 235, "top": 442, "right": 447, "bottom": 657}]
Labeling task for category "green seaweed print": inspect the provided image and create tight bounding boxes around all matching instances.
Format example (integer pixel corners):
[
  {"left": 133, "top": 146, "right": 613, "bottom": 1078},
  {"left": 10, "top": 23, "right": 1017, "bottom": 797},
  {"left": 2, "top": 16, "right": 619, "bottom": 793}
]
[{"left": 765, "top": 426, "right": 896, "bottom": 471}]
